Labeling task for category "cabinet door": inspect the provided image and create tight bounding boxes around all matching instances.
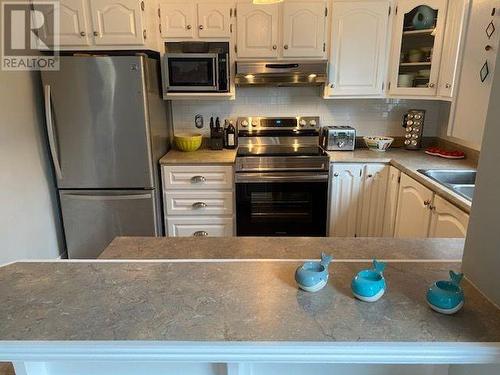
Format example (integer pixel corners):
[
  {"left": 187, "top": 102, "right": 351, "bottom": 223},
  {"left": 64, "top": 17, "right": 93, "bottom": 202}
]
[
  {"left": 327, "top": 0, "right": 390, "bottom": 96},
  {"left": 357, "top": 164, "right": 389, "bottom": 237},
  {"left": 197, "top": 3, "right": 232, "bottom": 38},
  {"left": 90, "top": 0, "right": 145, "bottom": 45},
  {"left": 448, "top": 0, "right": 499, "bottom": 149},
  {"left": 329, "top": 164, "right": 363, "bottom": 237},
  {"left": 35, "top": 0, "right": 91, "bottom": 47},
  {"left": 382, "top": 166, "right": 401, "bottom": 237},
  {"left": 160, "top": 3, "right": 196, "bottom": 38},
  {"left": 388, "top": 0, "right": 448, "bottom": 96},
  {"left": 394, "top": 173, "right": 433, "bottom": 237},
  {"left": 282, "top": 1, "right": 327, "bottom": 58},
  {"left": 438, "top": 0, "right": 468, "bottom": 97},
  {"left": 429, "top": 195, "right": 469, "bottom": 237},
  {"left": 236, "top": 3, "right": 279, "bottom": 58}
]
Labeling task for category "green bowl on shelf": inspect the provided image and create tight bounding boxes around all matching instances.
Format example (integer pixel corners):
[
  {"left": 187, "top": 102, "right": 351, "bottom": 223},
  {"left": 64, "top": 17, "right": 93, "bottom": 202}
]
[{"left": 174, "top": 133, "right": 203, "bottom": 152}]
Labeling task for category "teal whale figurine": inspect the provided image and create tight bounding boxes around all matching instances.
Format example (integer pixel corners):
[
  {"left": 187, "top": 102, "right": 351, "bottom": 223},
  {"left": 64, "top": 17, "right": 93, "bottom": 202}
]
[
  {"left": 427, "top": 270, "right": 464, "bottom": 314},
  {"left": 295, "top": 253, "right": 333, "bottom": 292},
  {"left": 351, "top": 259, "right": 387, "bottom": 302}
]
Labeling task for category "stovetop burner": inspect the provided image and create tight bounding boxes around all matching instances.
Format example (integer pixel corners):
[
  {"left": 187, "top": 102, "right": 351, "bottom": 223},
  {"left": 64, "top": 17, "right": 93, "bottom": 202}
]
[{"left": 237, "top": 145, "right": 327, "bottom": 157}]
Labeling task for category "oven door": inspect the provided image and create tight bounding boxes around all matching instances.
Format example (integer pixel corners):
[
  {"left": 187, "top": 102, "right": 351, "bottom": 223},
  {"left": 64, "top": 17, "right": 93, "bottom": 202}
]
[
  {"left": 165, "top": 53, "right": 218, "bottom": 92},
  {"left": 236, "top": 172, "right": 328, "bottom": 237}
]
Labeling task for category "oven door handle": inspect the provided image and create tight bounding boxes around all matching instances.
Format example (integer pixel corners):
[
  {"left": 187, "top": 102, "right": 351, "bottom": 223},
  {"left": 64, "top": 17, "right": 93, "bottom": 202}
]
[{"left": 235, "top": 172, "right": 329, "bottom": 183}]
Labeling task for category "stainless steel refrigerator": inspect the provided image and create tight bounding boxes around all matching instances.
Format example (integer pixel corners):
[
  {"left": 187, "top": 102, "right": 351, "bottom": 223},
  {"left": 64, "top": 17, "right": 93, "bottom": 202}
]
[{"left": 41, "top": 55, "right": 172, "bottom": 259}]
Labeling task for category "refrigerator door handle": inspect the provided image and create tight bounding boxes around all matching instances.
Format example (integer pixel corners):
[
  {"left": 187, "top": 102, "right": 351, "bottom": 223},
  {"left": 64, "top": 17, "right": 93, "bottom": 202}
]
[
  {"left": 44, "top": 84, "right": 63, "bottom": 180},
  {"left": 63, "top": 192, "right": 153, "bottom": 201}
]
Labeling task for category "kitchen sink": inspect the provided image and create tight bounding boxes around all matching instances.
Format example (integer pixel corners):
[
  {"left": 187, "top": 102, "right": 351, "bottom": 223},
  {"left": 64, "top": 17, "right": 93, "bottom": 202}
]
[{"left": 417, "top": 169, "right": 476, "bottom": 202}]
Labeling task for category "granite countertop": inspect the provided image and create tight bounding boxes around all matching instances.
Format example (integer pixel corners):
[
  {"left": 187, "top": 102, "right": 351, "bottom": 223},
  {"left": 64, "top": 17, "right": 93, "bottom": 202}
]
[
  {"left": 99, "top": 237, "right": 464, "bottom": 260},
  {"left": 0, "top": 260, "right": 499, "bottom": 342},
  {"left": 159, "top": 148, "right": 236, "bottom": 165},
  {"left": 328, "top": 149, "right": 477, "bottom": 213}
]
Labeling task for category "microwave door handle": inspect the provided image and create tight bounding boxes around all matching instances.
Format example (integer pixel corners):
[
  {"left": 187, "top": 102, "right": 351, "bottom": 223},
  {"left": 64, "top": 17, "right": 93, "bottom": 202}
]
[
  {"left": 225, "top": 53, "right": 230, "bottom": 90},
  {"left": 44, "top": 84, "right": 63, "bottom": 180},
  {"left": 214, "top": 55, "right": 219, "bottom": 90}
]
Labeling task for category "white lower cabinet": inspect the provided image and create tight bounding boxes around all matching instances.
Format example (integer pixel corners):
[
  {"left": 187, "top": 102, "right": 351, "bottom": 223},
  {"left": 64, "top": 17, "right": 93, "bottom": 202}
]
[
  {"left": 382, "top": 166, "right": 401, "bottom": 237},
  {"left": 394, "top": 173, "right": 469, "bottom": 238},
  {"left": 429, "top": 195, "right": 469, "bottom": 237},
  {"left": 357, "top": 164, "right": 390, "bottom": 237},
  {"left": 162, "top": 165, "right": 234, "bottom": 237},
  {"left": 329, "top": 164, "right": 363, "bottom": 237}
]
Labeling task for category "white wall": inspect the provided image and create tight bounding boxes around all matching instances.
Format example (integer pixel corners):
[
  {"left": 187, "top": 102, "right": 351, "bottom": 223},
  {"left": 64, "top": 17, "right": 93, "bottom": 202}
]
[
  {"left": 0, "top": 70, "right": 64, "bottom": 264},
  {"left": 462, "top": 47, "right": 500, "bottom": 307},
  {"left": 172, "top": 87, "right": 442, "bottom": 137}
]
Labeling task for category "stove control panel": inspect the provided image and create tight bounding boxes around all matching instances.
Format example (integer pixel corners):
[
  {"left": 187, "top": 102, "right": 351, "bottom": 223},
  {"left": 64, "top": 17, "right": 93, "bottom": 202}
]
[{"left": 237, "top": 116, "right": 320, "bottom": 132}]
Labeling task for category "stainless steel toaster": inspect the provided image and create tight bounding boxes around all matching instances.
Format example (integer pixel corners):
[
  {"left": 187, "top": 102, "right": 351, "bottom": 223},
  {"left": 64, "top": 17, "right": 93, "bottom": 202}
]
[{"left": 320, "top": 126, "right": 356, "bottom": 151}]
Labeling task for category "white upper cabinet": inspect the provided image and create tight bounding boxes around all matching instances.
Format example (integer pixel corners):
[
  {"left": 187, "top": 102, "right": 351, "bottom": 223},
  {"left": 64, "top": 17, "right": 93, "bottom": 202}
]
[
  {"left": 327, "top": 0, "right": 390, "bottom": 96},
  {"left": 428, "top": 195, "right": 469, "bottom": 237},
  {"left": 357, "top": 164, "right": 390, "bottom": 237},
  {"left": 437, "top": 0, "right": 468, "bottom": 97},
  {"left": 160, "top": 3, "right": 196, "bottom": 38},
  {"left": 448, "top": 0, "right": 499, "bottom": 150},
  {"left": 394, "top": 173, "right": 433, "bottom": 238},
  {"left": 89, "top": 0, "right": 145, "bottom": 45},
  {"left": 388, "top": 0, "right": 448, "bottom": 96},
  {"left": 35, "top": 0, "right": 91, "bottom": 47},
  {"left": 282, "top": 1, "right": 327, "bottom": 58},
  {"left": 236, "top": 3, "right": 279, "bottom": 58},
  {"left": 197, "top": 3, "right": 232, "bottom": 38},
  {"left": 160, "top": 2, "right": 232, "bottom": 39},
  {"left": 329, "top": 164, "right": 363, "bottom": 237}
]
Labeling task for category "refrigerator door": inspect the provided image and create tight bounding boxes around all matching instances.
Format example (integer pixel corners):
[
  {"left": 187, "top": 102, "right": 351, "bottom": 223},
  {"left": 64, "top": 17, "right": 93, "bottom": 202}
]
[
  {"left": 41, "top": 56, "right": 154, "bottom": 189},
  {"left": 60, "top": 190, "right": 159, "bottom": 259}
]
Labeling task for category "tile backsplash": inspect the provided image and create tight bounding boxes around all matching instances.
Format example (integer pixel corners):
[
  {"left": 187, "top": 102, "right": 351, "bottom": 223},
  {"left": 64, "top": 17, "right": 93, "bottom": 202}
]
[{"left": 171, "top": 87, "right": 442, "bottom": 138}]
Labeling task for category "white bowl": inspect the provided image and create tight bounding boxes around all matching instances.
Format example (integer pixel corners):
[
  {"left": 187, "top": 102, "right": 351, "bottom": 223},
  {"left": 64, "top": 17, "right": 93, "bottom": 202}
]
[{"left": 363, "top": 136, "right": 394, "bottom": 152}]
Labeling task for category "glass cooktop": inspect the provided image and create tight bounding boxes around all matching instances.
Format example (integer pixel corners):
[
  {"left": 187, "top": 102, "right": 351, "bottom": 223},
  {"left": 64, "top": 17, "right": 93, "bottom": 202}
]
[{"left": 237, "top": 145, "right": 327, "bottom": 157}]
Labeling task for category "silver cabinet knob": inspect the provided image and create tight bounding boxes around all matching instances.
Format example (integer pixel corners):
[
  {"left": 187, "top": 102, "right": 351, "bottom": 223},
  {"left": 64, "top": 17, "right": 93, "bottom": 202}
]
[
  {"left": 93, "top": 31, "right": 99, "bottom": 37},
  {"left": 284, "top": 44, "right": 289, "bottom": 50},
  {"left": 80, "top": 31, "right": 86, "bottom": 37},
  {"left": 192, "top": 202, "right": 207, "bottom": 209},
  {"left": 191, "top": 175, "right": 206, "bottom": 183},
  {"left": 272, "top": 45, "right": 277, "bottom": 50},
  {"left": 193, "top": 231, "right": 208, "bottom": 237},
  {"left": 186, "top": 24, "right": 192, "bottom": 30},
  {"left": 333, "top": 173, "right": 339, "bottom": 177},
  {"left": 424, "top": 199, "right": 432, "bottom": 206},
  {"left": 445, "top": 83, "right": 451, "bottom": 88},
  {"left": 199, "top": 25, "right": 204, "bottom": 30},
  {"left": 429, "top": 205, "right": 436, "bottom": 210},
  {"left": 367, "top": 174, "right": 373, "bottom": 178},
  {"left": 428, "top": 83, "right": 435, "bottom": 88}
]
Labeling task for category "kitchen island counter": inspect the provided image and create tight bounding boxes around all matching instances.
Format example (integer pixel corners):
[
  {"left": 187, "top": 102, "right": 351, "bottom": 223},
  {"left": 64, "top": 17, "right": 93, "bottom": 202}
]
[{"left": 99, "top": 236, "right": 465, "bottom": 260}]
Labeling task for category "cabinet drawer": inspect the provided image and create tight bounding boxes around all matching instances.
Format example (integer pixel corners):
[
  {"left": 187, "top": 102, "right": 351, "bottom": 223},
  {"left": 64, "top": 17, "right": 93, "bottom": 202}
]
[
  {"left": 164, "top": 191, "right": 233, "bottom": 216},
  {"left": 166, "top": 216, "right": 234, "bottom": 237},
  {"left": 162, "top": 165, "right": 233, "bottom": 190}
]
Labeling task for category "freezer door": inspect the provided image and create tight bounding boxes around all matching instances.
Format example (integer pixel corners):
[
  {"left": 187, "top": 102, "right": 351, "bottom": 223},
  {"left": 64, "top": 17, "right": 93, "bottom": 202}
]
[
  {"left": 60, "top": 190, "right": 158, "bottom": 259},
  {"left": 41, "top": 56, "right": 154, "bottom": 189}
]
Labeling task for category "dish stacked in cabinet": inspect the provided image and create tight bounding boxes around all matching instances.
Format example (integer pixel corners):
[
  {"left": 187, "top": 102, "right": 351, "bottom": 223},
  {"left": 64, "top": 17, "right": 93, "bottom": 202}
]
[{"left": 162, "top": 165, "right": 234, "bottom": 237}]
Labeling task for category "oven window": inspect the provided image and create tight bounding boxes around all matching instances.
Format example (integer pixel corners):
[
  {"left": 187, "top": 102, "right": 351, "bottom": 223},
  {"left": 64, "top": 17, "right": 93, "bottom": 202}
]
[
  {"left": 250, "top": 191, "right": 313, "bottom": 223},
  {"left": 168, "top": 58, "right": 215, "bottom": 87}
]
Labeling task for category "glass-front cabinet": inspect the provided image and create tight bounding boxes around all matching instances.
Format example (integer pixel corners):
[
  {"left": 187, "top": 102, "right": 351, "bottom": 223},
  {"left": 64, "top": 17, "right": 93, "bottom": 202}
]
[{"left": 389, "top": 0, "right": 448, "bottom": 96}]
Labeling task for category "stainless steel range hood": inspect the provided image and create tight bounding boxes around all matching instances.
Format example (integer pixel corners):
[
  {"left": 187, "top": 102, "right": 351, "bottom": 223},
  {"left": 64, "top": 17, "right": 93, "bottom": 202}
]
[{"left": 235, "top": 60, "right": 328, "bottom": 86}]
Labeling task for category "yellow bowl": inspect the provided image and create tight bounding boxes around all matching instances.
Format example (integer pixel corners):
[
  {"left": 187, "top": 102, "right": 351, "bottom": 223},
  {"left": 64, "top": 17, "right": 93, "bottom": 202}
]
[{"left": 174, "top": 133, "right": 203, "bottom": 152}]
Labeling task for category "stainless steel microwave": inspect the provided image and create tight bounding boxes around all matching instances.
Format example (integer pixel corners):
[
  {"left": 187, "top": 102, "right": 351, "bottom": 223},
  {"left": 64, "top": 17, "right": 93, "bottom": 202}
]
[{"left": 163, "top": 42, "right": 229, "bottom": 94}]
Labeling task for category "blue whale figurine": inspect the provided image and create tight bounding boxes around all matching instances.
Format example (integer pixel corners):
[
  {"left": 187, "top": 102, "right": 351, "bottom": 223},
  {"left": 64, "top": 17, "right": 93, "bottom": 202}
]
[
  {"left": 351, "top": 259, "right": 387, "bottom": 302},
  {"left": 427, "top": 270, "right": 465, "bottom": 314},
  {"left": 295, "top": 253, "right": 333, "bottom": 292}
]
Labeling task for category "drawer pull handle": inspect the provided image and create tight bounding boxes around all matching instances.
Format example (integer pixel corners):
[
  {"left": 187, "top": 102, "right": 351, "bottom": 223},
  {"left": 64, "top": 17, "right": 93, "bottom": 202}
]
[
  {"left": 192, "top": 202, "right": 207, "bottom": 209},
  {"left": 191, "top": 175, "right": 206, "bottom": 183},
  {"left": 193, "top": 231, "right": 208, "bottom": 237}
]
